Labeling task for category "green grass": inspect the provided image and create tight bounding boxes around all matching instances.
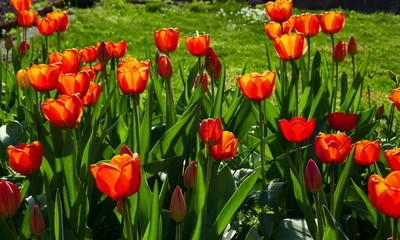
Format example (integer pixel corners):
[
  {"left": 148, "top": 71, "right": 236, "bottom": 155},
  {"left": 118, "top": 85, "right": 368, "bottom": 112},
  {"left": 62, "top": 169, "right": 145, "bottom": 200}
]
[{"left": 37, "top": 0, "right": 400, "bottom": 105}]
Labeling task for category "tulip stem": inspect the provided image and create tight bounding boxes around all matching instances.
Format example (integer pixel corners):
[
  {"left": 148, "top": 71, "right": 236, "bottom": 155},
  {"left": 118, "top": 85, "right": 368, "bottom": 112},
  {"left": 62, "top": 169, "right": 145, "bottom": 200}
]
[
  {"left": 57, "top": 32, "right": 61, "bottom": 53},
  {"left": 351, "top": 55, "right": 356, "bottom": 82},
  {"left": 394, "top": 218, "right": 399, "bottom": 240},
  {"left": 313, "top": 192, "right": 323, "bottom": 240},
  {"left": 296, "top": 143, "right": 304, "bottom": 184},
  {"left": 258, "top": 101, "right": 267, "bottom": 187},
  {"left": 211, "top": 75, "right": 215, "bottom": 117},
  {"left": 290, "top": 59, "right": 299, "bottom": 117},
  {"left": 198, "top": 56, "right": 203, "bottom": 80},
  {"left": 28, "top": 175, "right": 39, "bottom": 204},
  {"left": 166, "top": 77, "right": 176, "bottom": 129},
  {"left": 330, "top": 164, "right": 335, "bottom": 213},
  {"left": 122, "top": 198, "right": 133, "bottom": 240},
  {"left": 206, "top": 149, "right": 213, "bottom": 193},
  {"left": 45, "top": 35, "right": 49, "bottom": 62},
  {"left": 132, "top": 94, "right": 140, "bottom": 154},
  {"left": 330, "top": 34, "right": 335, "bottom": 113},
  {"left": 332, "top": 62, "right": 339, "bottom": 113},
  {"left": 7, "top": 218, "right": 18, "bottom": 240},
  {"left": 176, "top": 222, "right": 181, "bottom": 240},
  {"left": 307, "top": 36, "right": 311, "bottom": 82}
]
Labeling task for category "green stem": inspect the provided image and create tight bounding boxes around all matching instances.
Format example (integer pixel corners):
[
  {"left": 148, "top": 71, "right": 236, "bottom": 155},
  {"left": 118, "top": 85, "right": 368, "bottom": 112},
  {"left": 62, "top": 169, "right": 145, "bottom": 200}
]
[
  {"left": 330, "top": 34, "right": 335, "bottom": 113},
  {"left": 176, "top": 222, "right": 181, "bottom": 240},
  {"left": 296, "top": 143, "right": 303, "bottom": 184},
  {"left": 132, "top": 94, "right": 140, "bottom": 154},
  {"left": 394, "top": 218, "right": 399, "bottom": 240},
  {"left": 332, "top": 62, "right": 339, "bottom": 113},
  {"left": 198, "top": 56, "right": 203, "bottom": 79},
  {"left": 290, "top": 60, "right": 299, "bottom": 117},
  {"left": 166, "top": 77, "right": 176, "bottom": 129},
  {"left": 7, "top": 217, "right": 18, "bottom": 240},
  {"left": 388, "top": 104, "right": 395, "bottom": 141},
  {"left": 330, "top": 164, "right": 335, "bottom": 212},
  {"left": 307, "top": 36, "right": 311, "bottom": 82},
  {"left": 351, "top": 55, "right": 356, "bottom": 82},
  {"left": 258, "top": 101, "right": 267, "bottom": 187},
  {"left": 313, "top": 192, "right": 323, "bottom": 240},
  {"left": 211, "top": 75, "right": 215, "bottom": 117},
  {"left": 122, "top": 198, "right": 133, "bottom": 240},
  {"left": 28, "top": 175, "right": 39, "bottom": 204},
  {"left": 205, "top": 149, "right": 213, "bottom": 193},
  {"left": 45, "top": 35, "right": 49, "bottom": 62},
  {"left": 57, "top": 32, "right": 61, "bottom": 53}
]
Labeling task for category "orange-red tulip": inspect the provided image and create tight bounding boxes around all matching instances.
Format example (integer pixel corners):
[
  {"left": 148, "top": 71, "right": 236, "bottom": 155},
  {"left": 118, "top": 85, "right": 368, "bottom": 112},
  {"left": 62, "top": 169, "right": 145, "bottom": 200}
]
[
  {"left": 7, "top": 141, "right": 43, "bottom": 176},
  {"left": 388, "top": 89, "right": 400, "bottom": 111},
  {"left": 16, "top": 69, "right": 30, "bottom": 89},
  {"left": 305, "top": 159, "right": 322, "bottom": 193},
  {"left": 48, "top": 52, "right": 63, "bottom": 64},
  {"left": 332, "top": 41, "right": 346, "bottom": 62},
  {"left": 16, "top": 10, "right": 37, "bottom": 27},
  {"left": 384, "top": 148, "right": 400, "bottom": 171},
  {"left": 157, "top": 54, "right": 173, "bottom": 78},
  {"left": 353, "top": 140, "right": 380, "bottom": 166},
  {"left": 0, "top": 180, "right": 22, "bottom": 217},
  {"left": 315, "top": 132, "right": 353, "bottom": 164},
  {"left": 320, "top": 12, "right": 345, "bottom": 34},
  {"left": 90, "top": 153, "right": 141, "bottom": 200},
  {"left": 117, "top": 59, "right": 150, "bottom": 95},
  {"left": 327, "top": 112, "right": 358, "bottom": 131},
  {"left": 200, "top": 117, "right": 223, "bottom": 146},
  {"left": 264, "top": 17, "right": 295, "bottom": 40},
  {"left": 81, "top": 46, "right": 98, "bottom": 63},
  {"left": 184, "top": 161, "right": 196, "bottom": 189},
  {"left": 46, "top": 11, "right": 69, "bottom": 32},
  {"left": 279, "top": 117, "right": 315, "bottom": 142},
  {"left": 26, "top": 64, "right": 61, "bottom": 92},
  {"left": 109, "top": 40, "right": 128, "bottom": 58},
  {"left": 208, "top": 131, "right": 239, "bottom": 160},
  {"left": 154, "top": 28, "right": 180, "bottom": 54},
  {"left": 10, "top": 0, "right": 32, "bottom": 11},
  {"left": 81, "top": 82, "right": 102, "bottom": 107},
  {"left": 368, "top": 171, "right": 400, "bottom": 219},
  {"left": 295, "top": 13, "right": 320, "bottom": 37},
  {"left": 61, "top": 49, "right": 81, "bottom": 74},
  {"left": 30, "top": 204, "right": 45, "bottom": 236},
  {"left": 170, "top": 186, "right": 186, "bottom": 223},
  {"left": 265, "top": 0, "right": 293, "bottom": 23},
  {"left": 347, "top": 36, "right": 357, "bottom": 56},
  {"left": 273, "top": 33, "right": 307, "bottom": 61},
  {"left": 57, "top": 71, "right": 90, "bottom": 97},
  {"left": 194, "top": 73, "right": 208, "bottom": 93},
  {"left": 185, "top": 35, "right": 210, "bottom": 57},
  {"left": 237, "top": 71, "right": 276, "bottom": 101},
  {"left": 36, "top": 17, "right": 57, "bottom": 35},
  {"left": 42, "top": 94, "right": 83, "bottom": 129}
]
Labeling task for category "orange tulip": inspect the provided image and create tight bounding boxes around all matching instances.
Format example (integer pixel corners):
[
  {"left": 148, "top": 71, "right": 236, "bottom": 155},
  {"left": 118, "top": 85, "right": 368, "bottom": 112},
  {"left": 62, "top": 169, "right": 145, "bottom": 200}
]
[
  {"left": 90, "top": 153, "right": 141, "bottom": 200},
  {"left": 81, "top": 46, "right": 98, "bottom": 63},
  {"left": 109, "top": 40, "right": 128, "bottom": 58},
  {"left": 332, "top": 41, "right": 346, "bottom": 62},
  {"left": 185, "top": 35, "right": 210, "bottom": 57},
  {"left": 264, "top": 22, "right": 283, "bottom": 40},
  {"left": 26, "top": 64, "right": 61, "bottom": 92},
  {"left": 0, "top": 180, "right": 22, "bottom": 217},
  {"left": 265, "top": 0, "right": 293, "bottom": 23},
  {"left": 170, "top": 186, "right": 186, "bottom": 223},
  {"left": 117, "top": 59, "right": 150, "bottom": 95},
  {"left": 388, "top": 88, "right": 400, "bottom": 111},
  {"left": 315, "top": 132, "right": 353, "bottom": 164},
  {"left": 36, "top": 17, "right": 57, "bottom": 35},
  {"left": 273, "top": 33, "right": 308, "bottom": 61},
  {"left": 48, "top": 52, "right": 63, "bottom": 64},
  {"left": 157, "top": 54, "right": 173, "bottom": 78},
  {"left": 237, "top": 71, "right": 276, "bottom": 101},
  {"left": 16, "top": 69, "right": 30, "bottom": 89},
  {"left": 7, "top": 141, "right": 43, "bottom": 176},
  {"left": 320, "top": 12, "right": 345, "bottom": 34},
  {"left": 16, "top": 10, "right": 37, "bottom": 27},
  {"left": 81, "top": 82, "right": 102, "bottom": 107},
  {"left": 46, "top": 11, "right": 69, "bottom": 32},
  {"left": 279, "top": 117, "right": 315, "bottom": 142},
  {"left": 41, "top": 94, "right": 83, "bottom": 129},
  {"left": 61, "top": 49, "right": 81, "bottom": 74},
  {"left": 368, "top": 171, "right": 400, "bottom": 219},
  {"left": 81, "top": 66, "right": 99, "bottom": 82},
  {"left": 154, "top": 28, "right": 180, "bottom": 54},
  {"left": 208, "top": 131, "right": 239, "bottom": 160},
  {"left": 200, "top": 117, "right": 223, "bottom": 146},
  {"left": 57, "top": 71, "right": 91, "bottom": 97},
  {"left": 10, "top": 0, "right": 32, "bottom": 11},
  {"left": 384, "top": 148, "right": 400, "bottom": 171},
  {"left": 295, "top": 13, "right": 320, "bottom": 37},
  {"left": 354, "top": 140, "right": 380, "bottom": 166}
]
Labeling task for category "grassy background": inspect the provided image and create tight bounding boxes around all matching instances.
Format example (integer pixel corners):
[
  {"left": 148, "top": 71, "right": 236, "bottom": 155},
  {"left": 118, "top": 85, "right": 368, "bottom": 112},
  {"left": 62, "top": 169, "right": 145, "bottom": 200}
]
[{"left": 36, "top": 0, "right": 400, "bottom": 105}]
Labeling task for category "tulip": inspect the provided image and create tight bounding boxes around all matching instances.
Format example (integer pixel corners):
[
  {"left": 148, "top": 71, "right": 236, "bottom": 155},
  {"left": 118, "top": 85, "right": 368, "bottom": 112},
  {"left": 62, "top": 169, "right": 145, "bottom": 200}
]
[
  {"left": 0, "top": 180, "right": 22, "bottom": 217},
  {"left": 48, "top": 52, "right": 63, "bottom": 64},
  {"left": 26, "top": 64, "right": 61, "bottom": 92},
  {"left": 117, "top": 63, "right": 150, "bottom": 95},
  {"left": 194, "top": 73, "right": 208, "bottom": 93},
  {"left": 185, "top": 35, "right": 210, "bottom": 57},
  {"left": 388, "top": 88, "right": 400, "bottom": 111},
  {"left": 111, "top": 40, "right": 128, "bottom": 58},
  {"left": 17, "top": 41, "right": 30, "bottom": 57},
  {"left": 376, "top": 104, "right": 384, "bottom": 119},
  {"left": 81, "top": 82, "right": 102, "bottom": 107},
  {"left": 237, "top": 71, "right": 276, "bottom": 101},
  {"left": 184, "top": 161, "right": 196, "bottom": 189},
  {"left": 170, "top": 186, "right": 186, "bottom": 223},
  {"left": 368, "top": 171, "right": 400, "bottom": 219},
  {"left": 315, "top": 132, "right": 353, "bottom": 164},
  {"left": 208, "top": 131, "right": 239, "bottom": 160},
  {"left": 205, "top": 47, "right": 222, "bottom": 80},
  {"left": 97, "top": 41, "right": 111, "bottom": 65},
  {"left": 17, "top": 10, "right": 37, "bottom": 27},
  {"left": 295, "top": 13, "right": 320, "bottom": 37},
  {"left": 327, "top": 112, "right": 358, "bottom": 131},
  {"left": 279, "top": 117, "right": 315, "bottom": 142},
  {"left": 120, "top": 145, "right": 134, "bottom": 157},
  {"left": 7, "top": 141, "right": 43, "bottom": 176},
  {"left": 332, "top": 41, "right": 346, "bottom": 62},
  {"left": 347, "top": 36, "right": 357, "bottom": 56},
  {"left": 265, "top": 0, "right": 293, "bottom": 23},
  {"left": 46, "top": 11, "right": 69, "bottom": 32},
  {"left": 61, "top": 49, "right": 81, "bottom": 74},
  {"left": 264, "top": 22, "right": 283, "bottom": 40},
  {"left": 81, "top": 46, "right": 98, "bottom": 63},
  {"left": 16, "top": 69, "right": 30, "bottom": 89},
  {"left": 353, "top": 140, "right": 380, "bottom": 166},
  {"left": 157, "top": 54, "right": 173, "bottom": 78},
  {"left": 5, "top": 35, "right": 13, "bottom": 50},
  {"left": 57, "top": 71, "right": 91, "bottom": 97},
  {"left": 320, "top": 12, "right": 345, "bottom": 34},
  {"left": 154, "top": 28, "right": 180, "bottom": 54},
  {"left": 10, "top": 0, "right": 32, "bottom": 11},
  {"left": 385, "top": 148, "right": 400, "bottom": 171},
  {"left": 273, "top": 33, "right": 308, "bottom": 61},
  {"left": 42, "top": 94, "right": 83, "bottom": 129},
  {"left": 30, "top": 204, "right": 45, "bottom": 236},
  {"left": 305, "top": 159, "right": 322, "bottom": 192},
  {"left": 200, "top": 117, "right": 223, "bottom": 146},
  {"left": 90, "top": 153, "right": 141, "bottom": 200},
  {"left": 36, "top": 17, "right": 57, "bottom": 35}
]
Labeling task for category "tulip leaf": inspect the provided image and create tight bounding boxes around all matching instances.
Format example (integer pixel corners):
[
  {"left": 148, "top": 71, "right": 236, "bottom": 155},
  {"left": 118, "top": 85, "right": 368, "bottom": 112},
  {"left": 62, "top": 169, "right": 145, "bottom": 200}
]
[
  {"left": 223, "top": 95, "right": 244, "bottom": 126},
  {"left": 245, "top": 225, "right": 261, "bottom": 240},
  {"left": 271, "top": 218, "right": 313, "bottom": 240},
  {"left": 226, "top": 98, "right": 256, "bottom": 140},
  {"left": 322, "top": 206, "right": 339, "bottom": 240},
  {"left": 0, "top": 216, "right": 16, "bottom": 240},
  {"left": 308, "top": 73, "right": 329, "bottom": 120},
  {"left": 138, "top": 170, "right": 153, "bottom": 237},
  {"left": 264, "top": 100, "right": 279, "bottom": 133},
  {"left": 54, "top": 188, "right": 64, "bottom": 240},
  {"left": 140, "top": 81, "right": 154, "bottom": 165},
  {"left": 340, "top": 72, "right": 348, "bottom": 105},
  {"left": 0, "top": 121, "right": 23, "bottom": 150},
  {"left": 213, "top": 65, "right": 226, "bottom": 118},
  {"left": 351, "top": 179, "right": 378, "bottom": 227},
  {"left": 148, "top": 180, "right": 160, "bottom": 240}
]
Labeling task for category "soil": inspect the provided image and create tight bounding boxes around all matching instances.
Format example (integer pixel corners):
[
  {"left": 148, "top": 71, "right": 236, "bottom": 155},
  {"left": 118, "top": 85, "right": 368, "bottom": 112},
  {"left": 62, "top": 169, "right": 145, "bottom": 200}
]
[{"left": 0, "top": 0, "right": 50, "bottom": 23}]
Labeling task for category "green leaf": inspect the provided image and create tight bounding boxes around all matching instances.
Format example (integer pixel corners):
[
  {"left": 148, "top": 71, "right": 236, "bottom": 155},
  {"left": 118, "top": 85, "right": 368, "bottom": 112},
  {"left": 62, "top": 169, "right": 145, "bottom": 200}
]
[
  {"left": 213, "top": 65, "right": 226, "bottom": 118},
  {"left": 245, "top": 225, "right": 261, "bottom": 240},
  {"left": 55, "top": 188, "right": 64, "bottom": 240},
  {"left": 0, "top": 216, "right": 16, "bottom": 240},
  {"left": 351, "top": 179, "right": 377, "bottom": 227},
  {"left": 148, "top": 180, "right": 160, "bottom": 240},
  {"left": 271, "top": 218, "right": 313, "bottom": 240},
  {"left": 322, "top": 206, "right": 338, "bottom": 240},
  {"left": 333, "top": 150, "right": 354, "bottom": 219}
]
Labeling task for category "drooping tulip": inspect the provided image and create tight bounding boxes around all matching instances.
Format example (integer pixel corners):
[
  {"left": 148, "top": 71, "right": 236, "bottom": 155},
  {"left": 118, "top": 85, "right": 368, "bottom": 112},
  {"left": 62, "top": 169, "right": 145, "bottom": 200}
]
[
  {"left": 279, "top": 117, "right": 315, "bottom": 142},
  {"left": 41, "top": 94, "right": 83, "bottom": 129},
  {"left": 353, "top": 140, "right": 380, "bottom": 166},
  {"left": 7, "top": 141, "right": 43, "bottom": 176},
  {"left": 200, "top": 117, "right": 223, "bottom": 146},
  {"left": 315, "top": 132, "right": 353, "bottom": 164},
  {"left": 273, "top": 33, "right": 308, "bottom": 61},
  {"left": 208, "top": 131, "right": 239, "bottom": 160},
  {"left": 237, "top": 71, "right": 276, "bottom": 101},
  {"left": 185, "top": 35, "right": 210, "bottom": 57},
  {"left": 265, "top": 0, "right": 293, "bottom": 23},
  {"left": 327, "top": 112, "right": 358, "bottom": 131},
  {"left": 320, "top": 12, "right": 345, "bottom": 34},
  {"left": 295, "top": 13, "right": 320, "bottom": 37},
  {"left": 26, "top": 64, "right": 61, "bottom": 92},
  {"left": 154, "top": 28, "right": 180, "bottom": 54},
  {"left": 16, "top": 10, "right": 37, "bottom": 27},
  {"left": 0, "top": 180, "right": 22, "bottom": 217}
]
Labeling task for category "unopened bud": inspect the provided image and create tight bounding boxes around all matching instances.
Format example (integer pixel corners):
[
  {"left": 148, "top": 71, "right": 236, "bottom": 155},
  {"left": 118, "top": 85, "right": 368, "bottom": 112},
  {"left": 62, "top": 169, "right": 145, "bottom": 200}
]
[
  {"left": 347, "top": 36, "right": 357, "bottom": 56},
  {"left": 97, "top": 41, "right": 110, "bottom": 65},
  {"left": 332, "top": 41, "right": 346, "bottom": 63},
  {"left": 5, "top": 34, "right": 13, "bottom": 50},
  {"left": 183, "top": 161, "right": 196, "bottom": 189},
  {"left": 305, "top": 159, "right": 322, "bottom": 193},
  {"left": 157, "top": 54, "right": 173, "bottom": 78},
  {"left": 170, "top": 186, "right": 186, "bottom": 223},
  {"left": 375, "top": 104, "right": 384, "bottom": 119},
  {"left": 30, "top": 204, "right": 45, "bottom": 236},
  {"left": 389, "top": 71, "right": 398, "bottom": 86},
  {"left": 120, "top": 145, "right": 134, "bottom": 157},
  {"left": 18, "top": 41, "right": 30, "bottom": 57}
]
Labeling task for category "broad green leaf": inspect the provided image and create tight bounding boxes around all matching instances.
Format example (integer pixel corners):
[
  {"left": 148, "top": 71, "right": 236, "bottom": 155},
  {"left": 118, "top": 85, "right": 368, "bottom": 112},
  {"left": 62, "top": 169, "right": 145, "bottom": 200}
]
[
  {"left": 351, "top": 179, "right": 377, "bottom": 227},
  {"left": 333, "top": 150, "right": 354, "bottom": 219},
  {"left": 271, "top": 218, "right": 313, "bottom": 240},
  {"left": 245, "top": 225, "right": 261, "bottom": 240},
  {"left": 322, "top": 206, "right": 338, "bottom": 240},
  {"left": 148, "top": 180, "right": 160, "bottom": 240},
  {"left": 55, "top": 188, "right": 64, "bottom": 240}
]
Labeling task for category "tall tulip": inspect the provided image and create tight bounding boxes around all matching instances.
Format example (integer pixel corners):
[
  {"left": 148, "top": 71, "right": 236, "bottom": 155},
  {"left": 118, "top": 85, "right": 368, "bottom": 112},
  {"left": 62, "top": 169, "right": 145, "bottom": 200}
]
[
  {"left": 7, "top": 141, "right": 43, "bottom": 176},
  {"left": 117, "top": 64, "right": 150, "bottom": 95},
  {"left": 273, "top": 33, "right": 307, "bottom": 61},
  {"left": 36, "top": 17, "right": 57, "bottom": 35},
  {"left": 185, "top": 35, "right": 210, "bottom": 57},
  {"left": 154, "top": 28, "right": 180, "bottom": 54},
  {"left": 41, "top": 94, "right": 83, "bottom": 129},
  {"left": 237, "top": 71, "right": 276, "bottom": 101},
  {"left": 265, "top": 0, "right": 293, "bottom": 23},
  {"left": 26, "top": 64, "right": 61, "bottom": 92},
  {"left": 320, "top": 12, "right": 345, "bottom": 35},
  {"left": 353, "top": 140, "right": 380, "bottom": 166},
  {"left": 295, "top": 13, "right": 320, "bottom": 37},
  {"left": 0, "top": 180, "right": 22, "bottom": 217},
  {"left": 46, "top": 11, "right": 69, "bottom": 32},
  {"left": 10, "top": 0, "right": 32, "bottom": 11}
]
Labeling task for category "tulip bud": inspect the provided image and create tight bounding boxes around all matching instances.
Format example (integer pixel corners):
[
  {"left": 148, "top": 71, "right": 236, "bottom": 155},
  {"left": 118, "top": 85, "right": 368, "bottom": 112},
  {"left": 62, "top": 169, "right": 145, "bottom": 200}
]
[
  {"left": 375, "top": 104, "right": 384, "bottom": 119},
  {"left": 347, "top": 36, "right": 357, "bottom": 56},
  {"left": 157, "top": 54, "right": 173, "bottom": 78},
  {"left": 97, "top": 41, "right": 110, "bottom": 65},
  {"left": 0, "top": 180, "right": 22, "bottom": 217},
  {"left": 332, "top": 41, "right": 346, "bottom": 62},
  {"left": 5, "top": 34, "right": 13, "bottom": 50},
  {"left": 16, "top": 69, "right": 30, "bottom": 89},
  {"left": 18, "top": 41, "right": 30, "bottom": 57},
  {"left": 120, "top": 145, "right": 134, "bottom": 157},
  {"left": 183, "top": 161, "right": 196, "bottom": 189},
  {"left": 389, "top": 71, "right": 398, "bottom": 86},
  {"left": 194, "top": 73, "right": 208, "bottom": 93},
  {"left": 30, "top": 204, "right": 45, "bottom": 236},
  {"left": 116, "top": 199, "right": 124, "bottom": 215},
  {"left": 304, "top": 159, "right": 322, "bottom": 193},
  {"left": 170, "top": 186, "right": 186, "bottom": 223}
]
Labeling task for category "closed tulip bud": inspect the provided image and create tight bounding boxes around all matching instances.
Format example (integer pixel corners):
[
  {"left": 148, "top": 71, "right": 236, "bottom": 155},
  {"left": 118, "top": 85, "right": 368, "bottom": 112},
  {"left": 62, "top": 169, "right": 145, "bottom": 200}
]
[
  {"left": 200, "top": 117, "right": 223, "bottom": 146},
  {"left": 0, "top": 180, "right": 22, "bottom": 217},
  {"left": 183, "top": 161, "right": 196, "bottom": 189},
  {"left": 5, "top": 35, "right": 13, "bottom": 50},
  {"left": 305, "top": 159, "right": 322, "bottom": 192},
  {"left": 97, "top": 41, "right": 110, "bottom": 65},
  {"left": 332, "top": 41, "right": 346, "bottom": 62},
  {"left": 16, "top": 69, "right": 30, "bottom": 89},
  {"left": 18, "top": 41, "right": 30, "bottom": 57},
  {"left": 170, "top": 186, "right": 186, "bottom": 223},
  {"left": 389, "top": 71, "right": 398, "bottom": 85},
  {"left": 194, "top": 73, "right": 208, "bottom": 93},
  {"left": 30, "top": 205, "right": 45, "bottom": 236},
  {"left": 157, "top": 54, "right": 173, "bottom": 78},
  {"left": 347, "top": 36, "right": 357, "bottom": 56},
  {"left": 375, "top": 104, "right": 384, "bottom": 119}
]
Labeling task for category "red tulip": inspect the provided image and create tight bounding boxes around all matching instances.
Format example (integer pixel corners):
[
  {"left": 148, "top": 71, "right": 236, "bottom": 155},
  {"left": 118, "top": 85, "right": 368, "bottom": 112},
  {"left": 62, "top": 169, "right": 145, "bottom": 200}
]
[
  {"left": 265, "top": 0, "right": 293, "bottom": 23},
  {"left": 0, "top": 180, "right": 22, "bottom": 217},
  {"left": 154, "top": 28, "right": 180, "bottom": 54},
  {"left": 237, "top": 71, "right": 276, "bottom": 101},
  {"left": 26, "top": 64, "right": 61, "bottom": 92},
  {"left": 7, "top": 141, "right": 43, "bottom": 176},
  {"left": 273, "top": 33, "right": 308, "bottom": 61},
  {"left": 57, "top": 71, "right": 91, "bottom": 97},
  {"left": 36, "top": 17, "right": 57, "bottom": 35},
  {"left": 315, "top": 132, "right": 353, "bottom": 164},
  {"left": 120, "top": 145, "right": 134, "bottom": 157},
  {"left": 17, "top": 41, "right": 30, "bottom": 57},
  {"left": 110, "top": 40, "right": 128, "bottom": 58},
  {"left": 81, "top": 46, "right": 98, "bottom": 63},
  {"left": 320, "top": 12, "right": 345, "bottom": 34},
  {"left": 295, "top": 13, "right": 320, "bottom": 37},
  {"left": 17, "top": 10, "right": 37, "bottom": 27},
  {"left": 208, "top": 131, "right": 239, "bottom": 160},
  {"left": 385, "top": 148, "right": 400, "bottom": 171},
  {"left": 279, "top": 117, "right": 315, "bottom": 142},
  {"left": 327, "top": 112, "right": 358, "bottom": 131},
  {"left": 184, "top": 161, "right": 196, "bottom": 189},
  {"left": 10, "top": 0, "right": 32, "bottom": 11},
  {"left": 387, "top": 88, "right": 400, "bottom": 111},
  {"left": 353, "top": 140, "right": 380, "bottom": 166},
  {"left": 205, "top": 47, "right": 222, "bottom": 80},
  {"left": 200, "top": 117, "right": 223, "bottom": 146},
  {"left": 170, "top": 186, "right": 186, "bottom": 222},
  {"left": 194, "top": 73, "right": 208, "bottom": 93},
  {"left": 46, "top": 11, "right": 69, "bottom": 32},
  {"left": 30, "top": 205, "right": 45, "bottom": 236},
  {"left": 305, "top": 159, "right": 322, "bottom": 193},
  {"left": 81, "top": 82, "right": 102, "bottom": 107},
  {"left": 332, "top": 41, "right": 346, "bottom": 62},
  {"left": 185, "top": 35, "right": 210, "bottom": 57},
  {"left": 90, "top": 153, "right": 141, "bottom": 200},
  {"left": 61, "top": 49, "right": 81, "bottom": 74},
  {"left": 97, "top": 41, "right": 110, "bottom": 65},
  {"left": 157, "top": 54, "right": 173, "bottom": 78},
  {"left": 42, "top": 94, "right": 83, "bottom": 129},
  {"left": 347, "top": 36, "right": 357, "bottom": 56}
]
